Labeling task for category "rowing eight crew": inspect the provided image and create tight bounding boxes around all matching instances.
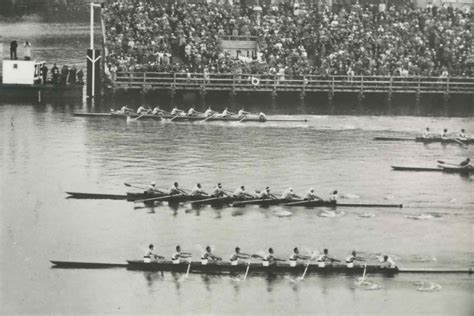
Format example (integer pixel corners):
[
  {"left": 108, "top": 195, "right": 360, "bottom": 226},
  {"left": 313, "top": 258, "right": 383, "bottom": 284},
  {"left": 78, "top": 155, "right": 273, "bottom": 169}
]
[
  {"left": 118, "top": 105, "right": 267, "bottom": 121},
  {"left": 423, "top": 127, "right": 470, "bottom": 140},
  {"left": 146, "top": 182, "right": 338, "bottom": 201},
  {"left": 145, "top": 245, "right": 397, "bottom": 269}
]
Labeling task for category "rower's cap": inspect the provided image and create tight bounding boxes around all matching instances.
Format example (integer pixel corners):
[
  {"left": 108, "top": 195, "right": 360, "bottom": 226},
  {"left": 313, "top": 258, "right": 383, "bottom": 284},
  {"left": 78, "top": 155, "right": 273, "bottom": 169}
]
[
  {"left": 310, "top": 188, "right": 314, "bottom": 192},
  {"left": 151, "top": 182, "right": 156, "bottom": 186},
  {"left": 266, "top": 186, "right": 270, "bottom": 190},
  {"left": 461, "top": 129, "right": 465, "bottom": 132},
  {"left": 241, "top": 186, "right": 245, "bottom": 190},
  {"left": 235, "top": 247, "right": 240, "bottom": 252},
  {"left": 333, "top": 190, "right": 338, "bottom": 194},
  {"left": 289, "top": 188, "right": 293, "bottom": 192},
  {"left": 218, "top": 183, "right": 222, "bottom": 187}
]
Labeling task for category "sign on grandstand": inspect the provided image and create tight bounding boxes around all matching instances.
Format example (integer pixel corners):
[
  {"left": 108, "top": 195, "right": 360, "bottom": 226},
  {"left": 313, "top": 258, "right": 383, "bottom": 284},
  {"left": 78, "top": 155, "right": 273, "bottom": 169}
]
[{"left": 219, "top": 36, "right": 258, "bottom": 60}]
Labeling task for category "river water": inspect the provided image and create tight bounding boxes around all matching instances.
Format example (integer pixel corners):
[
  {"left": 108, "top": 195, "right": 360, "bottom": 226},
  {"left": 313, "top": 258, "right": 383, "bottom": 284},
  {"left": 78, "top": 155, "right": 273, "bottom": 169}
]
[{"left": 1, "top": 21, "right": 473, "bottom": 315}]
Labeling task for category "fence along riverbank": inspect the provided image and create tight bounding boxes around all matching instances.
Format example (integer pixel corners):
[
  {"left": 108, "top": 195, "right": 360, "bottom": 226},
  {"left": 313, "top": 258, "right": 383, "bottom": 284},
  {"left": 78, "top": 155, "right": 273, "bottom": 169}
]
[{"left": 111, "top": 72, "right": 474, "bottom": 104}]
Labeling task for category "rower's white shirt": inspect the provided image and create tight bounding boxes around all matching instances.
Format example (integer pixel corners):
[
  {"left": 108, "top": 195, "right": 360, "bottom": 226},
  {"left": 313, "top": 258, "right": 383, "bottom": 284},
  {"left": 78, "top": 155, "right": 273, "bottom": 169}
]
[
  {"left": 289, "top": 253, "right": 299, "bottom": 260},
  {"left": 137, "top": 106, "right": 146, "bottom": 113},
  {"left": 329, "top": 194, "right": 338, "bottom": 201},
  {"left": 152, "top": 107, "right": 161, "bottom": 115},
  {"left": 190, "top": 186, "right": 202, "bottom": 195},
  {"left": 222, "top": 109, "right": 230, "bottom": 116},
  {"left": 317, "top": 253, "right": 329, "bottom": 261},
  {"left": 345, "top": 255, "right": 355, "bottom": 262},
  {"left": 281, "top": 189, "right": 294, "bottom": 199},
  {"left": 213, "top": 187, "right": 223, "bottom": 196},
  {"left": 305, "top": 192, "right": 316, "bottom": 200},
  {"left": 204, "top": 109, "right": 213, "bottom": 117},
  {"left": 171, "top": 252, "right": 180, "bottom": 260},
  {"left": 441, "top": 132, "right": 448, "bottom": 138},
  {"left": 169, "top": 185, "right": 179, "bottom": 194},
  {"left": 187, "top": 108, "right": 196, "bottom": 116},
  {"left": 120, "top": 106, "right": 129, "bottom": 112},
  {"left": 145, "top": 249, "right": 155, "bottom": 257},
  {"left": 238, "top": 109, "right": 247, "bottom": 117},
  {"left": 258, "top": 190, "right": 270, "bottom": 199},
  {"left": 233, "top": 188, "right": 245, "bottom": 197},
  {"left": 423, "top": 130, "right": 430, "bottom": 137},
  {"left": 459, "top": 132, "right": 466, "bottom": 138}
]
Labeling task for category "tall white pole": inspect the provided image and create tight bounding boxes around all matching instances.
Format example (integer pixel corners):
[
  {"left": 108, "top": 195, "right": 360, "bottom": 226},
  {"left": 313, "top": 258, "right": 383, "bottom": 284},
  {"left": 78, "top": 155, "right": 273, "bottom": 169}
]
[{"left": 91, "top": 2, "right": 95, "bottom": 97}]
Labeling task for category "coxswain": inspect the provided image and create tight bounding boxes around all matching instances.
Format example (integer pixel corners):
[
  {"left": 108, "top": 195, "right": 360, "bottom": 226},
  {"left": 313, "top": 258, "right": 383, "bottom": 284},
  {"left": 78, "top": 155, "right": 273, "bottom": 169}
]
[
  {"left": 221, "top": 107, "right": 235, "bottom": 117},
  {"left": 289, "top": 247, "right": 310, "bottom": 265},
  {"left": 171, "top": 245, "right": 192, "bottom": 263},
  {"left": 201, "top": 246, "right": 222, "bottom": 262},
  {"left": 191, "top": 183, "right": 208, "bottom": 196},
  {"left": 169, "top": 182, "right": 184, "bottom": 195},
  {"left": 254, "top": 248, "right": 284, "bottom": 266},
  {"left": 317, "top": 249, "right": 340, "bottom": 264},
  {"left": 379, "top": 255, "right": 397, "bottom": 268},
  {"left": 137, "top": 105, "right": 151, "bottom": 114},
  {"left": 259, "top": 112, "right": 267, "bottom": 122},
  {"left": 422, "top": 127, "right": 431, "bottom": 138},
  {"left": 229, "top": 247, "right": 251, "bottom": 264},
  {"left": 119, "top": 105, "right": 133, "bottom": 114},
  {"left": 237, "top": 108, "right": 249, "bottom": 118},
  {"left": 152, "top": 106, "right": 166, "bottom": 116},
  {"left": 144, "top": 244, "right": 164, "bottom": 262},
  {"left": 187, "top": 106, "right": 200, "bottom": 117},
  {"left": 441, "top": 128, "right": 448, "bottom": 139},
  {"left": 204, "top": 107, "right": 215, "bottom": 117},
  {"left": 459, "top": 158, "right": 472, "bottom": 168},
  {"left": 281, "top": 188, "right": 300, "bottom": 200},
  {"left": 305, "top": 188, "right": 322, "bottom": 201},
  {"left": 233, "top": 186, "right": 252, "bottom": 199},
  {"left": 257, "top": 187, "right": 277, "bottom": 199},
  {"left": 345, "top": 250, "right": 365, "bottom": 267},
  {"left": 329, "top": 190, "right": 338, "bottom": 202},
  {"left": 146, "top": 182, "right": 162, "bottom": 194},
  {"left": 171, "top": 106, "right": 185, "bottom": 116},
  {"left": 458, "top": 129, "right": 469, "bottom": 140},
  {"left": 212, "top": 183, "right": 227, "bottom": 198}
]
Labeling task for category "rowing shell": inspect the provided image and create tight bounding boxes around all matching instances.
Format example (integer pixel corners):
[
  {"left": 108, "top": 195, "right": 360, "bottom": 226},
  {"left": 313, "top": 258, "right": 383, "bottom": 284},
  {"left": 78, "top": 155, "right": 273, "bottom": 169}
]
[
  {"left": 391, "top": 166, "right": 474, "bottom": 174},
  {"left": 50, "top": 260, "right": 473, "bottom": 275},
  {"left": 73, "top": 112, "right": 308, "bottom": 123},
  {"left": 374, "top": 137, "right": 473, "bottom": 144},
  {"left": 66, "top": 192, "right": 128, "bottom": 200},
  {"left": 233, "top": 198, "right": 402, "bottom": 208}
]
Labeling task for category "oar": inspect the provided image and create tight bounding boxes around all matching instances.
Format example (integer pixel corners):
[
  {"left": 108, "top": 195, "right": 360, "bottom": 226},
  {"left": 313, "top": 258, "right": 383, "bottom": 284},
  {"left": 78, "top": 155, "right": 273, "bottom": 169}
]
[
  {"left": 454, "top": 139, "right": 467, "bottom": 147},
  {"left": 239, "top": 115, "right": 248, "bottom": 123},
  {"left": 134, "top": 195, "right": 171, "bottom": 204},
  {"left": 297, "top": 260, "right": 311, "bottom": 281},
  {"left": 130, "top": 113, "right": 147, "bottom": 121},
  {"left": 201, "top": 113, "right": 215, "bottom": 122},
  {"left": 185, "top": 260, "right": 192, "bottom": 277},
  {"left": 437, "top": 160, "right": 459, "bottom": 166},
  {"left": 169, "top": 114, "right": 180, "bottom": 121},
  {"left": 243, "top": 260, "right": 251, "bottom": 280},
  {"left": 362, "top": 262, "right": 368, "bottom": 281},
  {"left": 124, "top": 182, "right": 146, "bottom": 190}
]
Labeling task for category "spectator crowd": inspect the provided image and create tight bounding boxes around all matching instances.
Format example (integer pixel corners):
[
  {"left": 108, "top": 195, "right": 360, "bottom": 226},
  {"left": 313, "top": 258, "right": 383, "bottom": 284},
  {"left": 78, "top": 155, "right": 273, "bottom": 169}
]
[{"left": 102, "top": 1, "right": 472, "bottom": 78}]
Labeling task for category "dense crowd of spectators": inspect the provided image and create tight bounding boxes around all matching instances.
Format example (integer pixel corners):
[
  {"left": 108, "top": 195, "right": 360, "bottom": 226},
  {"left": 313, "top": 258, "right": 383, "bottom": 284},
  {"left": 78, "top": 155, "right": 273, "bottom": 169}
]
[{"left": 102, "top": 1, "right": 472, "bottom": 78}]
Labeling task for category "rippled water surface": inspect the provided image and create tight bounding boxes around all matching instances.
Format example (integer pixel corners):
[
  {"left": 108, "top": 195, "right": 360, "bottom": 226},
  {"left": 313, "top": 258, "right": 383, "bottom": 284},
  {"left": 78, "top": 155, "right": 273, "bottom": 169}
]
[{"left": 1, "top": 21, "right": 473, "bottom": 315}]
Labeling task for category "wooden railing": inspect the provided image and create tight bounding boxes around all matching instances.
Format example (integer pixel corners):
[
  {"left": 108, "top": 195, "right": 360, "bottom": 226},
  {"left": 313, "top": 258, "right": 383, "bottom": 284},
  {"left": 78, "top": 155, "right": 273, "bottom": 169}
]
[{"left": 113, "top": 72, "right": 474, "bottom": 95}]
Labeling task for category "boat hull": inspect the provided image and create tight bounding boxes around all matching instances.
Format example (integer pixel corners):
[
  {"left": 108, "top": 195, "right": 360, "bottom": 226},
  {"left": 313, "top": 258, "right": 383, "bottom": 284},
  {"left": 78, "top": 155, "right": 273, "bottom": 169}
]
[
  {"left": 126, "top": 260, "right": 399, "bottom": 276},
  {"left": 66, "top": 192, "right": 128, "bottom": 200},
  {"left": 373, "top": 136, "right": 473, "bottom": 144},
  {"left": 74, "top": 112, "right": 266, "bottom": 122}
]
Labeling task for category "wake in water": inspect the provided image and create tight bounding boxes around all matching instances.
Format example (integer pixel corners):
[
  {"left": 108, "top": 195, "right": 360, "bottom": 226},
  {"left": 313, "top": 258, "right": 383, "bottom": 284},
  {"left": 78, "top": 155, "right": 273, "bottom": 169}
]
[
  {"left": 317, "top": 210, "right": 345, "bottom": 218},
  {"left": 354, "top": 278, "right": 382, "bottom": 290},
  {"left": 410, "top": 255, "right": 437, "bottom": 263},
  {"left": 358, "top": 212, "right": 375, "bottom": 218},
  {"left": 405, "top": 213, "right": 443, "bottom": 220},
  {"left": 412, "top": 281, "right": 442, "bottom": 292},
  {"left": 340, "top": 193, "right": 360, "bottom": 199}
]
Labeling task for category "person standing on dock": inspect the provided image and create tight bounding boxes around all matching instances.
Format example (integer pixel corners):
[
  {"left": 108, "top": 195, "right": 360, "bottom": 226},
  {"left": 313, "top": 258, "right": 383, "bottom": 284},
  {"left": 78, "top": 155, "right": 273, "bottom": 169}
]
[
  {"left": 51, "top": 64, "right": 59, "bottom": 84},
  {"left": 23, "top": 41, "right": 31, "bottom": 60},
  {"left": 10, "top": 40, "right": 18, "bottom": 60},
  {"left": 68, "top": 66, "right": 77, "bottom": 84},
  {"left": 41, "top": 64, "right": 48, "bottom": 84}
]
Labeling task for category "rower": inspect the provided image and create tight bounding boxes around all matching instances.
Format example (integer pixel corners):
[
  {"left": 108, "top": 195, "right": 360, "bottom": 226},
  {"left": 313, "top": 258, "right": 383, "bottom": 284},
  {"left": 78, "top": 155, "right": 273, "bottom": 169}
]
[
  {"left": 289, "top": 247, "right": 310, "bottom": 267},
  {"left": 254, "top": 248, "right": 284, "bottom": 266},
  {"left": 220, "top": 107, "right": 235, "bottom": 118},
  {"left": 144, "top": 244, "right": 164, "bottom": 263},
  {"left": 191, "top": 183, "right": 207, "bottom": 196},
  {"left": 422, "top": 127, "right": 431, "bottom": 138},
  {"left": 329, "top": 190, "right": 338, "bottom": 202},
  {"left": 441, "top": 128, "right": 448, "bottom": 139},
  {"left": 281, "top": 188, "right": 300, "bottom": 200},
  {"left": 187, "top": 106, "right": 200, "bottom": 117},
  {"left": 379, "top": 255, "right": 397, "bottom": 269},
  {"left": 146, "top": 181, "right": 162, "bottom": 194},
  {"left": 212, "top": 183, "right": 227, "bottom": 198},
  {"left": 458, "top": 129, "right": 468, "bottom": 139},
  {"left": 204, "top": 107, "right": 215, "bottom": 117},
  {"left": 171, "top": 245, "right": 192, "bottom": 264},
  {"left": 137, "top": 105, "right": 151, "bottom": 114},
  {"left": 317, "top": 249, "right": 340, "bottom": 267},
  {"left": 305, "top": 188, "right": 322, "bottom": 201},
  {"left": 237, "top": 108, "right": 249, "bottom": 118},
  {"left": 259, "top": 112, "right": 267, "bottom": 122},
  {"left": 119, "top": 105, "right": 133, "bottom": 114},
  {"left": 170, "top": 106, "right": 185, "bottom": 116},
  {"left": 459, "top": 158, "right": 472, "bottom": 168},
  {"left": 169, "top": 182, "right": 184, "bottom": 195},
  {"left": 345, "top": 250, "right": 365, "bottom": 268},
  {"left": 233, "top": 186, "right": 252, "bottom": 199},
  {"left": 201, "top": 246, "right": 222, "bottom": 264},
  {"left": 257, "top": 187, "right": 277, "bottom": 199},
  {"left": 229, "top": 247, "right": 251, "bottom": 265},
  {"left": 152, "top": 106, "right": 166, "bottom": 115}
]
